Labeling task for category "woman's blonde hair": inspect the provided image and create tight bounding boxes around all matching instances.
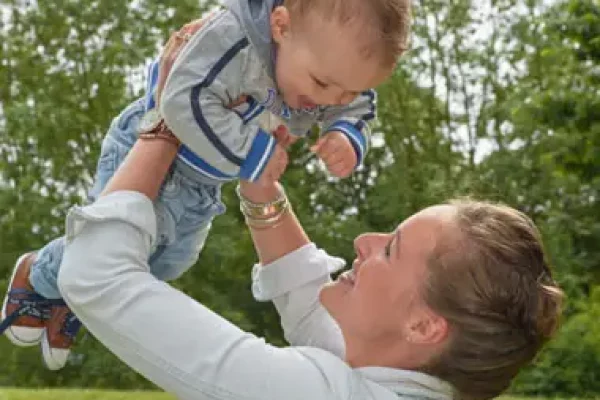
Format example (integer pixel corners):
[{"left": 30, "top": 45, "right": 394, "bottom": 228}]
[{"left": 422, "top": 200, "right": 563, "bottom": 400}]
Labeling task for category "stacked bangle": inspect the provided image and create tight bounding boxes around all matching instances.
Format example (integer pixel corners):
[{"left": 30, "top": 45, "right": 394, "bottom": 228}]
[{"left": 235, "top": 184, "right": 290, "bottom": 229}]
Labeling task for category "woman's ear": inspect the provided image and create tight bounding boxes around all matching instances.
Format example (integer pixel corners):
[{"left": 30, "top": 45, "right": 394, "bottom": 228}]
[
  {"left": 271, "top": 6, "right": 291, "bottom": 43},
  {"left": 406, "top": 309, "right": 449, "bottom": 345}
]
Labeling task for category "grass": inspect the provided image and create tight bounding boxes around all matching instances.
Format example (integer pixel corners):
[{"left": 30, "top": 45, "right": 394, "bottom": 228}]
[
  {"left": 0, "top": 388, "right": 175, "bottom": 400},
  {"left": 0, "top": 388, "right": 581, "bottom": 400}
]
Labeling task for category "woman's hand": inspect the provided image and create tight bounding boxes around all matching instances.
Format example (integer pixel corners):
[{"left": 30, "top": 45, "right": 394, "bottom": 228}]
[
  {"left": 102, "top": 20, "right": 207, "bottom": 199},
  {"left": 255, "top": 144, "right": 289, "bottom": 187},
  {"left": 156, "top": 18, "right": 208, "bottom": 105},
  {"left": 272, "top": 125, "right": 298, "bottom": 149},
  {"left": 239, "top": 179, "right": 282, "bottom": 204}
]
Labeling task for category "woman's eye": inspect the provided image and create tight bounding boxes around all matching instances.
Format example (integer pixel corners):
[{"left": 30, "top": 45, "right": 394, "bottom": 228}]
[{"left": 385, "top": 239, "right": 392, "bottom": 258}]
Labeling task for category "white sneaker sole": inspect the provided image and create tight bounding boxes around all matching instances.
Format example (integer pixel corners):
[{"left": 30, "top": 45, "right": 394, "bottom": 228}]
[
  {"left": 41, "top": 329, "right": 69, "bottom": 370},
  {"left": 1, "top": 253, "right": 44, "bottom": 347}
]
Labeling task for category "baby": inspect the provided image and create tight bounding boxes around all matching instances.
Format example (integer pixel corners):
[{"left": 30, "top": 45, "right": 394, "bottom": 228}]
[{"left": 1, "top": 0, "right": 411, "bottom": 370}]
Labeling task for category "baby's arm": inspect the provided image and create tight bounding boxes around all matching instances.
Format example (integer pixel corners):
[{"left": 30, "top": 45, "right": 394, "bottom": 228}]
[
  {"left": 159, "top": 10, "right": 276, "bottom": 182},
  {"left": 319, "top": 90, "right": 377, "bottom": 171}
]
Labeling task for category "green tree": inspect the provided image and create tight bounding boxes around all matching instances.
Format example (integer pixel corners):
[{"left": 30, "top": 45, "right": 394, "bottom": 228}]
[
  {"left": 0, "top": 0, "right": 209, "bottom": 387},
  {"left": 0, "top": 0, "right": 598, "bottom": 395}
]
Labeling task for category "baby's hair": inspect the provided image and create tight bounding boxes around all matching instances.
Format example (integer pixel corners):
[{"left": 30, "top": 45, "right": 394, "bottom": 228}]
[{"left": 283, "top": 0, "right": 411, "bottom": 65}]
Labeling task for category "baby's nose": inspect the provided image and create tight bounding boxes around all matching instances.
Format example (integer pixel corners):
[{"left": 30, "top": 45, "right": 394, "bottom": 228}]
[{"left": 336, "top": 92, "right": 357, "bottom": 106}]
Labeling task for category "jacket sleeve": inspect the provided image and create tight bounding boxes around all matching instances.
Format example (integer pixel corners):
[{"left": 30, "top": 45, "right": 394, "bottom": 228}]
[
  {"left": 57, "top": 192, "right": 356, "bottom": 400},
  {"left": 251, "top": 244, "right": 347, "bottom": 359},
  {"left": 320, "top": 89, "right": 377, "bottom": 168},
  {"left": 160, "top": 10, "right": 276, "bottom": 182}
]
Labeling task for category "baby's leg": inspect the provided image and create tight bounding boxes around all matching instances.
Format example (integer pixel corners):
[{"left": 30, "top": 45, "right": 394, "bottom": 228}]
[
  {"left": 0, "top": 99, "right": 143, "bottom": 370},
  {"left": 30, "top": 100, "right": 141, "bottom": 299},
  {"left": 30, "top": 135, "right": 125, "bottom": 299},
  {"left": 38, "top": 100, "right": 144, "bottom": 369},
  {"left": 149, "top": 167, "right": 225, "bottom": 282}
]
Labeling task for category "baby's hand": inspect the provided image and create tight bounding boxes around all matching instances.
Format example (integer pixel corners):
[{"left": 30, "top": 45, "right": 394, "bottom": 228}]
[
  {"left": 256, "top": 144, "right": 288, "bottom": 186},
  {"left": 311, "top": 132, "right": 357, "bottom": 178}
]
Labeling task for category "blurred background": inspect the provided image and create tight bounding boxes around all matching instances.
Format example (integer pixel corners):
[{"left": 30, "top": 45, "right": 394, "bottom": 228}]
[{"left": 0, "top": 0, "right": 598, "bottom": 397}]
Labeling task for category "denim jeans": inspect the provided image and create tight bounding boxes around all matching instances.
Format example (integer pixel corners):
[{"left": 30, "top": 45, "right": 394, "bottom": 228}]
[{"left": 29, "top": 98, "right": 226, "bottom": 299}]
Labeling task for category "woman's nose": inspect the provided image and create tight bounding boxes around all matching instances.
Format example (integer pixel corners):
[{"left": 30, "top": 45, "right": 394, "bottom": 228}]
[
  {"left": 354, "top": 234, "right": 369, "bottom": 259},
  {"left": 354, "top": 233, "right": 387, "bottom": 258}
]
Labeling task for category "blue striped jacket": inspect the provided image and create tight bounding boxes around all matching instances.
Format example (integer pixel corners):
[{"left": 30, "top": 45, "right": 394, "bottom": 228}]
[{"left": 147, "top": 7, "right": 376, "bottom": 182}]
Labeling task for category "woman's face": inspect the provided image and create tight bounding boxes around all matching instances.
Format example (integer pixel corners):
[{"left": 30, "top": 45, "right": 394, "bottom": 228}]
[{"left": 319, "top": 205, "right": 456, "bottom": 361}]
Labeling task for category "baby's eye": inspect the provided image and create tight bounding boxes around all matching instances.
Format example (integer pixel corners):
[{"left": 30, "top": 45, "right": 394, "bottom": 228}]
[{"left": 313, "top": 77, "right": 328, "bottom": 89}]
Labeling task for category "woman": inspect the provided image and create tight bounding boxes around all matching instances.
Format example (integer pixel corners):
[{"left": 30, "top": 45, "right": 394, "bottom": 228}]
[{"left": 57, "top": 30, "right": 563, "bottom": 400}]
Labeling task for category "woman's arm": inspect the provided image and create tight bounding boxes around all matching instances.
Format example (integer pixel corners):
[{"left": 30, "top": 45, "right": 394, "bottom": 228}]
[
  {"left": 101, "top": 137, "right": 178, "bottom": 200},
  {"left": 238, "top": 180, "right": 309, "bottom": 264},
  {"left": 57, "top": 193, "right": 353, "bottom": 400},
  {"left": 101, "top": 19, "right": 196, "bottom": 199},
  {"left": 239, "top": 181, "right": 346, "bottom": 357}
]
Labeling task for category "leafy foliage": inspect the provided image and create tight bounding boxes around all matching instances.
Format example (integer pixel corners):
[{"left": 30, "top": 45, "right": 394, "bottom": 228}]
[{"left": 0, "top": 0, "right": 598, "bottom": 395}]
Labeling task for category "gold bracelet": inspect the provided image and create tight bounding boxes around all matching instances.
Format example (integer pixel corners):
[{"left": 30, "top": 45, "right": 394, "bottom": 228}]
[
  {"left": 236, "top": 184, "right": 290, "bottom": 228},
  {"left": 244, "top": 206, "right": 290, "bottom": 230},
  {"left": 235, "top": 184, "right": 288, "bottom": 220}
]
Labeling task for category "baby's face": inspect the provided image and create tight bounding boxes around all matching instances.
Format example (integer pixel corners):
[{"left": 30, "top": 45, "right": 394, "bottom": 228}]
[{"left": 271, "top": 9, "right": 393, "bottom": 110}]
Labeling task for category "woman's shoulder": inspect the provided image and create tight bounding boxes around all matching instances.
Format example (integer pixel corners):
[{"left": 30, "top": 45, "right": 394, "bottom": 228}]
[{"left": 293, "top": 347, "right": 404, "bottom": 400}]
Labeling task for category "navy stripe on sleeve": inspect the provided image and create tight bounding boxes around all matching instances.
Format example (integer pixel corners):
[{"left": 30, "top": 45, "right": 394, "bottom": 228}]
[
  {"left": 190, "top": 37, "right": 249, "bottom": 166},
  {"left": 361, "top": 89, "right": 376, "bottom": 121},
  {"left": 326, "top": 121, "right": 366, "bottom": 167}
]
